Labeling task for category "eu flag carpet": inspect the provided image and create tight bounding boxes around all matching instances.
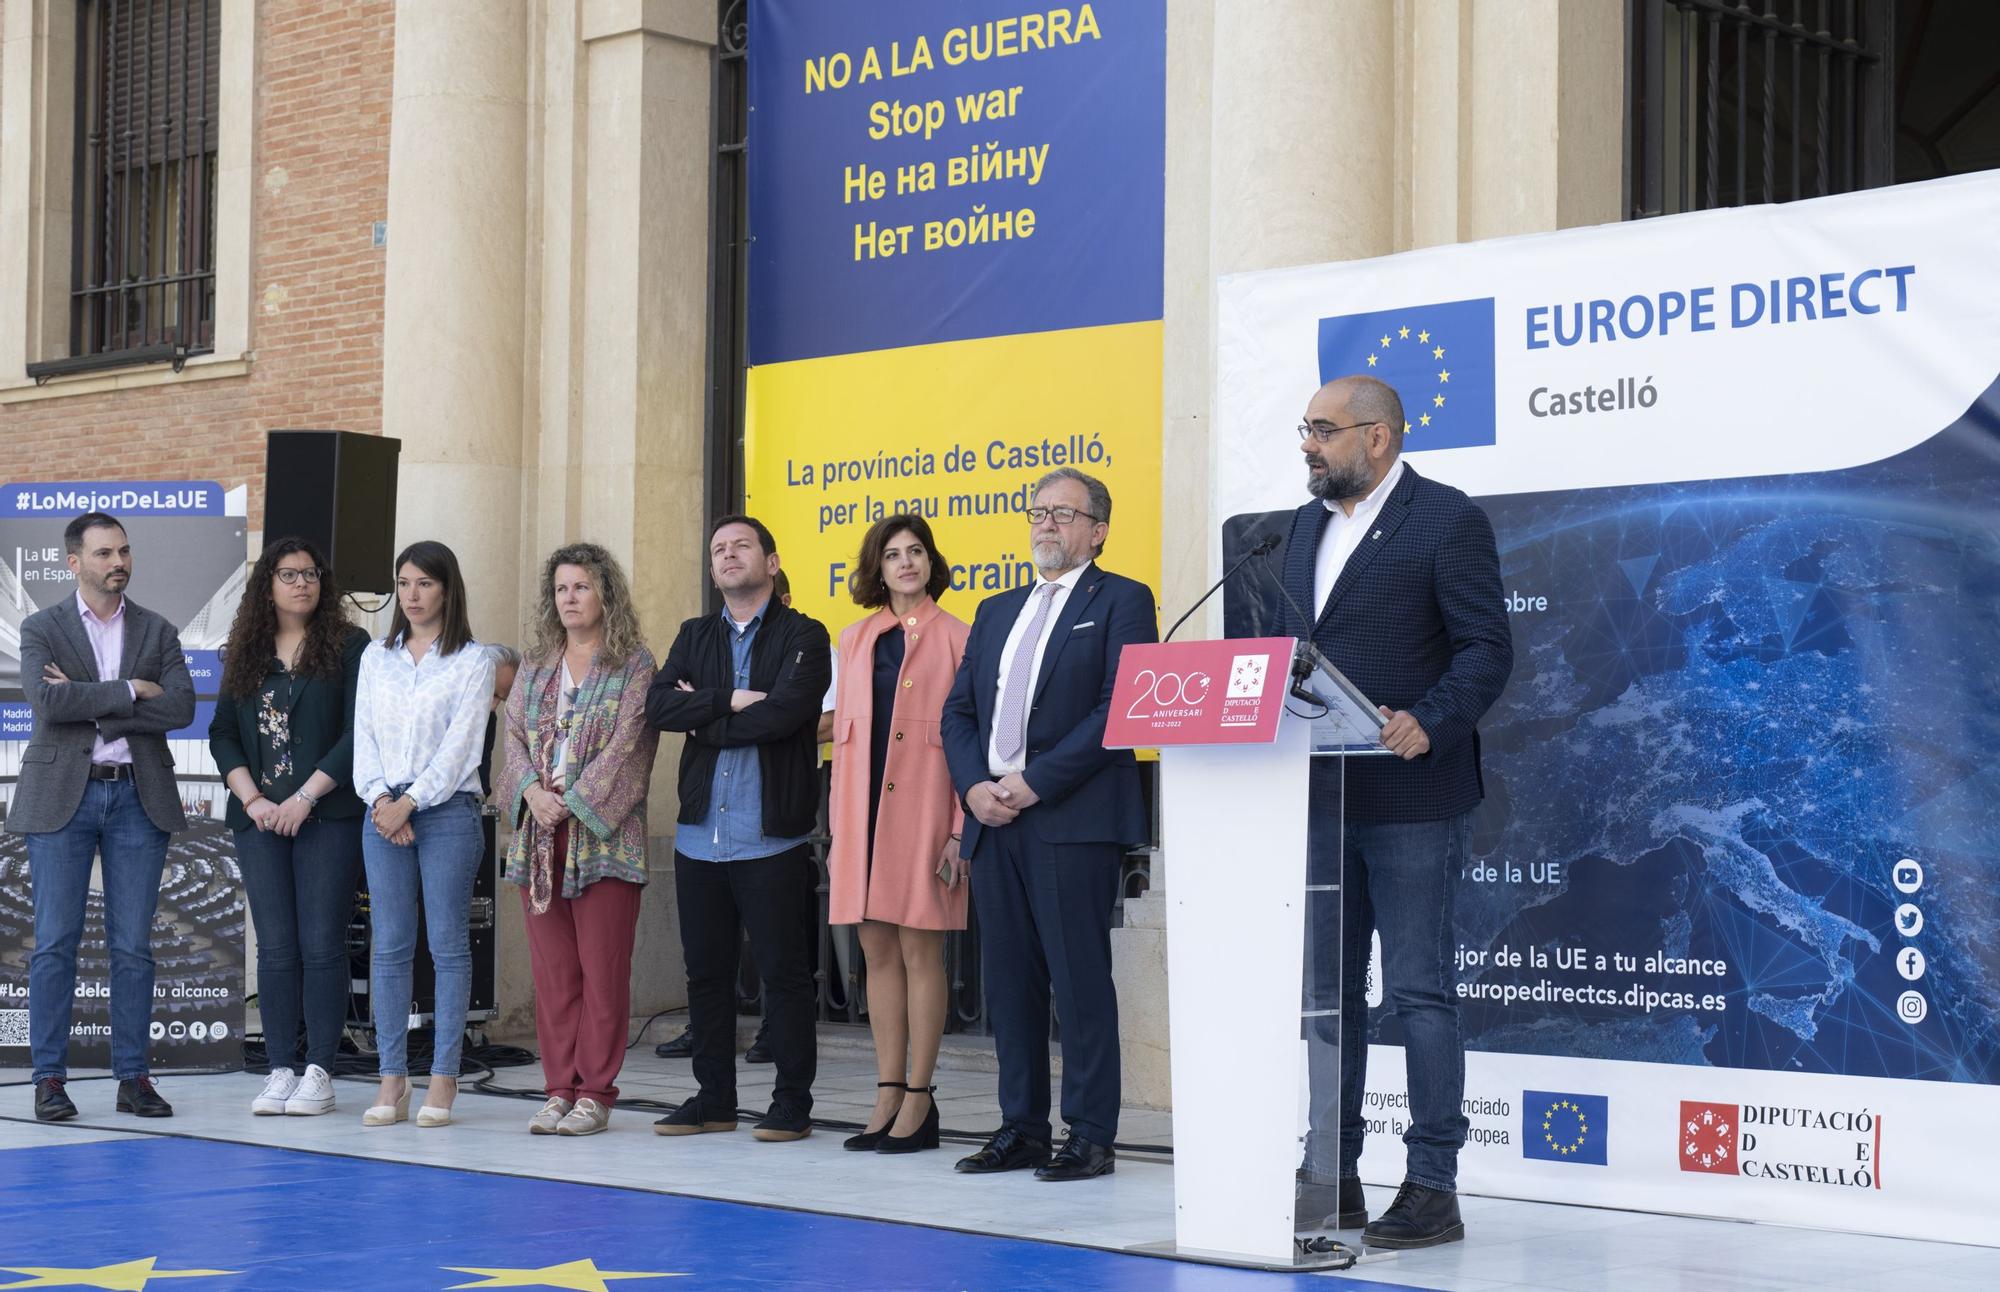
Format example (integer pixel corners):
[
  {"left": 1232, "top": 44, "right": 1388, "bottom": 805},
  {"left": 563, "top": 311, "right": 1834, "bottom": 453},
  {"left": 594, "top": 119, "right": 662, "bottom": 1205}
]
[{"left": 0, "top": 1135, "right": 1399, "bottom": 1291}]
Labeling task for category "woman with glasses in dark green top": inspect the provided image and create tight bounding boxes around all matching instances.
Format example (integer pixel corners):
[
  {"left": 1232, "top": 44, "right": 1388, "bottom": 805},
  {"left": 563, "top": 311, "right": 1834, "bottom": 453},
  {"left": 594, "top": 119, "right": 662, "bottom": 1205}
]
[{"left": 209, "top": 537, "right": 370, "bottom": 1118}]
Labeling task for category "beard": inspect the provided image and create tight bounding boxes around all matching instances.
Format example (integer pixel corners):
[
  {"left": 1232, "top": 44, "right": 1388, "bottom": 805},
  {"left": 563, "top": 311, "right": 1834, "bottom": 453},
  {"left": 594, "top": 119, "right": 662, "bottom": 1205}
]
[
  {"left": 1305, "top": 452, "right": 1372, "bottom": 502},
  {"left": 1032, "top": 537, "right": 1076, "bottom": 574}
]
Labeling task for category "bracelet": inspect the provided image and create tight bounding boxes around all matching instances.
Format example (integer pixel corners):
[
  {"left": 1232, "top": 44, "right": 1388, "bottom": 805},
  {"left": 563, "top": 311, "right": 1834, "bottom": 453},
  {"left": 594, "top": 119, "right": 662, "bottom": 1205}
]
[
  {"left": 243, "top": 793, "right": 268, "bottom": 810},
  {"left": 294, "top": 788, "right": 319, "bottom": 807}
]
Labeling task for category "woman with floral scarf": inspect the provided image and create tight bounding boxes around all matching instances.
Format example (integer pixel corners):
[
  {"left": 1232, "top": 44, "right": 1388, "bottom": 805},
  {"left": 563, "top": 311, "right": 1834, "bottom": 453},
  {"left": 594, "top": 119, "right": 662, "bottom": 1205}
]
[{"left": 501, "top": 542, "right": 659, "bottom": 1136}]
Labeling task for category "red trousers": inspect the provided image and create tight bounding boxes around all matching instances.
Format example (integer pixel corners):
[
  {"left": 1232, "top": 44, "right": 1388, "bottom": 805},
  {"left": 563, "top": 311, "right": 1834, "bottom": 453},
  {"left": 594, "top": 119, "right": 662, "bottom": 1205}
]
[{"left": 522, "top": 821, "right": 642, "bottom": 1106}]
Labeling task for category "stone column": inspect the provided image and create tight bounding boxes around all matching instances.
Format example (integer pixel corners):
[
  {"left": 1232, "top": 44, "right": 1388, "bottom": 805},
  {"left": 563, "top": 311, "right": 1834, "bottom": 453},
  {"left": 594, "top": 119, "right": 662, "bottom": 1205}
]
[
  {"left": 380, "top": 0, "right": 533, "bottom": 1033},
  {"left": 1122, "top": 0, "right": 1400, "bottom": 1113},
  {"left": 380, "top": 0, "right": 531, "bottom": 644},
  {"left": 497, "top": 0, "right": 715, "bottom": 1036}
]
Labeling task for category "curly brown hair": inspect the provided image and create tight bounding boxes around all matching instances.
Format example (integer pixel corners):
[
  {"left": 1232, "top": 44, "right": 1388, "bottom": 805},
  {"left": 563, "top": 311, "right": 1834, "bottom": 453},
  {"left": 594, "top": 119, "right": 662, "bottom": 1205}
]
[
  {"left": 849, "top": 513, "right": 951, "bottom": 608},
  {"left": 220, "top": 537, "right": 356, "bottom": 699},
  {"left": 527, "top": 542, "right": 648, "bottom": 665}
]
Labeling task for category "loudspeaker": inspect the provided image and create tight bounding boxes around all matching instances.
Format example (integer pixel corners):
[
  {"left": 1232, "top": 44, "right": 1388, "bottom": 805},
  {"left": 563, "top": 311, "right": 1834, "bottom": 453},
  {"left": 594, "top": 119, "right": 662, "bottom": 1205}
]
[{"left": 263, "top": 430, "right": 401, "bottom": 593}]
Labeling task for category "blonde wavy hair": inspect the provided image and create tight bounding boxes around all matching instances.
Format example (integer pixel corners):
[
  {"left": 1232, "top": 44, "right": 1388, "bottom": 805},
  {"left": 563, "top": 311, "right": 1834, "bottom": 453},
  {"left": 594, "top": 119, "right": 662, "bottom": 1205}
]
[{"left": 528, "top": 542, "right": 647, "bottom": 665}]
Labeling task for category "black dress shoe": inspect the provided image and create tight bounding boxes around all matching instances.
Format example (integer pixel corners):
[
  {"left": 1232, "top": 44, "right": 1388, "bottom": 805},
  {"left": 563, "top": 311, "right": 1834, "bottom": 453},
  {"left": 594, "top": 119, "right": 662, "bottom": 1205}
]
[
  {"left": 744, "top": 1031, "right": 773, "bottom": 1065},
  {"left": 653, "top": 1027, "right": 693, "bottom": 1059},
  {"left": 954, "top": 1127, "right": 1052, "bottom": 1174},
  {"left": 116, "top": 1077, "right": 174, "bottom": 1118},
  {"left": 1361, "top": 1182, "right": 1463, "bottom": 1249},
  {"left": 1295, "top": 1176, "right": 1368, "bottom": 1231},
  {"left": 34, "top": 1078, "right": 78, "bottom": 1122},
  {"left": 1034, "top": 1133, "right": 1115, "bottom": 1181}
]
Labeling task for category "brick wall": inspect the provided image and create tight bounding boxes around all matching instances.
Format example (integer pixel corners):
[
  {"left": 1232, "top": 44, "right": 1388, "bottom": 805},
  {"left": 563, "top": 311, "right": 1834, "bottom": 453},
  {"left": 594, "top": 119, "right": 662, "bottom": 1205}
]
[{"left": 0, "top": 0, "right": 394, "bottom": 531}]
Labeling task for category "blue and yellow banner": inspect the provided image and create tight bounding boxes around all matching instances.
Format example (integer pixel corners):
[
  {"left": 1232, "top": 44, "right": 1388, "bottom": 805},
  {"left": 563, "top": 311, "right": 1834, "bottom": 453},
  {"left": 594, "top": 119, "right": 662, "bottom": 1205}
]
[{"left": 745, "top": 1, "right": 1164, "bottom": 630}]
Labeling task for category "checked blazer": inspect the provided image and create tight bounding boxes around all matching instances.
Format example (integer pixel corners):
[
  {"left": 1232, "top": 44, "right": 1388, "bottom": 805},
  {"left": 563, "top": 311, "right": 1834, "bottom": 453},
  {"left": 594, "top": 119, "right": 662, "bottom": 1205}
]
[{"left": 1280, "top": 463, "right": 1513, "bottom": 823}]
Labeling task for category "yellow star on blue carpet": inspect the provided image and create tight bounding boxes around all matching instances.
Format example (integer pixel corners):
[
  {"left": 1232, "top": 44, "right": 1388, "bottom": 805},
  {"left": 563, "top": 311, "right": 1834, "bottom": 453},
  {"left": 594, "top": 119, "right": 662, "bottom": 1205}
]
[
  {"left": 443, "top": 1260, "right": 687, "bottom": 1291},
  {"left": 0, "top": 1258, "right": 237, "bottom": 1291}
]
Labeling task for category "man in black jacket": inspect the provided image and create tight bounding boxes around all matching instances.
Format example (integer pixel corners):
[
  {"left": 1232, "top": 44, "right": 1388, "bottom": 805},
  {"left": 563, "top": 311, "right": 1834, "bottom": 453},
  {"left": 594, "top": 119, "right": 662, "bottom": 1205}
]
[{"left": 646, "top": 515, "right": 831, "bottom": 1142}]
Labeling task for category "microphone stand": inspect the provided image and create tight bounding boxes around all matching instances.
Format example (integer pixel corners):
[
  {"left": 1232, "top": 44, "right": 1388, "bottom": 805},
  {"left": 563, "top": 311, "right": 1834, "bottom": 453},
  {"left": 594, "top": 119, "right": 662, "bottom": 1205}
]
[{"left": 1163, "top": 535, "right": 1280, "bottom": 643}]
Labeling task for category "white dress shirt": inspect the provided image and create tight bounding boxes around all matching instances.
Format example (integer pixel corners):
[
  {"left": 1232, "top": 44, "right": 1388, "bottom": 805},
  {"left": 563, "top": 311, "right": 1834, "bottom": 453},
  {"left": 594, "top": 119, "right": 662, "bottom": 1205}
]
[
  {"left": 74, "top": 591, "right": 138, "bottom": 764},
  {"left": 987, "top": 562, "right": 1089, "bottom": 776},
  {"left": 1313, "top": 458, "right": 1406, "bottom": 619},
  {"left": 353, "top": 635, "right": 497, "bottom": 810}
]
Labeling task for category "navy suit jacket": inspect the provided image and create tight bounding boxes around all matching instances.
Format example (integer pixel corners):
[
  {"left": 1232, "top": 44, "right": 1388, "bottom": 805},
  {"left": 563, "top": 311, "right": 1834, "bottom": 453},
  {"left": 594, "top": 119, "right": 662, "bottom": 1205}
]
[
  {"left": 1281, "top": 464, "right": 1513, "bottom": 822},
  {"left": 941, "top": 562, "right": 1157, "bottom": 859}
]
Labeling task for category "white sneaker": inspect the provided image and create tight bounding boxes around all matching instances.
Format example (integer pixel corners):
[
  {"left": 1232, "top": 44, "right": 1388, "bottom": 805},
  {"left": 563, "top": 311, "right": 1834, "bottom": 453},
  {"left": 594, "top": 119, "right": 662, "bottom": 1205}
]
[
  {"left": 284, "top": 1064, "right": 337, "bottom": 1116},
  {"left": 252, "top": 1068, "right": 299, "bottom": 1115},
  {"left": 556, "top": 1097, "right": 611, "bottom": 1137},
  {"left": 530, "top": 1097, "right": 573, "bottom": 1135}
]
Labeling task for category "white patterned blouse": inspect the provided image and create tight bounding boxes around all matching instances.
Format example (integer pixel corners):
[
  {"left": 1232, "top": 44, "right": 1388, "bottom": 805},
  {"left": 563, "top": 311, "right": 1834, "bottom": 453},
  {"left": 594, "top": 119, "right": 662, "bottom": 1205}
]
[{"left": 353, "top": 635, "right": 497, "bottom": 810}]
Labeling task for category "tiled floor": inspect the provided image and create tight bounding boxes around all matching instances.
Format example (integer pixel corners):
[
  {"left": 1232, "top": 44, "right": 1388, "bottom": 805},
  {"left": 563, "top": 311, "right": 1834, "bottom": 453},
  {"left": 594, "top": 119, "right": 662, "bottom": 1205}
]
[{"left": 6, "top": 1046, "right": 1998, "bottom": 1291}]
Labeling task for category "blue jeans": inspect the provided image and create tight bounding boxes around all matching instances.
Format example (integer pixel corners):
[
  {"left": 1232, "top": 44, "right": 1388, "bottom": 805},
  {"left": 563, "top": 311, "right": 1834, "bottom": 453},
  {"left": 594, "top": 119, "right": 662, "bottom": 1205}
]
[
  {"left": 235, "top": 817, "right": 363, "bottom": 1072},
  {"left": 26, "top": 778, "right": 170, "bottom": 1082},
  {"left": 361, "top": 791, "right": 482, "bottom": 1077},
  {"left": 1304, "top": 809, "right": 1472, "bottom": 1193}
]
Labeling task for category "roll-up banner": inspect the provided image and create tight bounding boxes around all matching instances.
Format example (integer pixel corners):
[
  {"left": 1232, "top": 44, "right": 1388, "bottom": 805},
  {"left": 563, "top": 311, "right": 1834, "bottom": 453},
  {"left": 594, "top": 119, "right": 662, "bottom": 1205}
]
[
  {"left": 0, "top": 483, "right": 249, "bottom": 1072},
  {"left": 1216, "top": 172, "right": 2000, "bottom": 1244}
]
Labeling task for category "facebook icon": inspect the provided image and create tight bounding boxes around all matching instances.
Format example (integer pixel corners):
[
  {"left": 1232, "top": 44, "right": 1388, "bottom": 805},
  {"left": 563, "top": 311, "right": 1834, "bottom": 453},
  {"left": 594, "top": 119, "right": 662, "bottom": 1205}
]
[{"left": 1897, "top": 947, "right": 1927, "bottom": 981}]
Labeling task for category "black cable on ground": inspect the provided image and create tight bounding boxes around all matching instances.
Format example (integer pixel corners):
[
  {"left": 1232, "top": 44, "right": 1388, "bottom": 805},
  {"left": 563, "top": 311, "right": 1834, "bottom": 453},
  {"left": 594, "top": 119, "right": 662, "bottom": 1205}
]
[{"left": 88, "top": 1010, "right": 1176, "bottom": 1156}]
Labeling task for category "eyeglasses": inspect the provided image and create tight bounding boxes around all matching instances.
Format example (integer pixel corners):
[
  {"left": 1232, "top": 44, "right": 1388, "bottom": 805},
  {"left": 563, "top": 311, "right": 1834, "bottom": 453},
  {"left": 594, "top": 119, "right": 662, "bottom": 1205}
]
[
  {"left": 1297, "top": 420, "right": 1377, "bottom": 443},
  {"left": 1025, "top": 506, "right": 1102, "bottom": 525},
  {"left": 275, "top": 567, "right": 324, "bottom": 586}
]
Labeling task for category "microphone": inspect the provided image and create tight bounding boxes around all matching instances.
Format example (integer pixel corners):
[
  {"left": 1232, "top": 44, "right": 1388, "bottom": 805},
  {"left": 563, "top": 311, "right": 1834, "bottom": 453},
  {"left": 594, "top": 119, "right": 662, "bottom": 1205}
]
[
  {"left": 1242, "top": 548, "right": 1343, "bottom": 705},
  {"left": 1163, "top": 533, "right": 1280, "bottom": 643}
]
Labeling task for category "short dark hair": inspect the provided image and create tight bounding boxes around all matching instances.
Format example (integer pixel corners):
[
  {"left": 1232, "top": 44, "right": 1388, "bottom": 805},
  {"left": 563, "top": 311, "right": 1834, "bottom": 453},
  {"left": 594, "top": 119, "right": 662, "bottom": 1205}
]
[
  {"left": 772, "top": 568, "right": 792, "bottom": 600},
  {"left": 64, "top": 512, "right": 125, "bottom": 555},
  {"left": 384, "top": 540, "right": 475, "bottom": 656},
  {"left": 849, "top": 514, "right": 952, "bottom": 608},
  {"left": 709, "top": 514, "right": 777, "bottom": 557}
]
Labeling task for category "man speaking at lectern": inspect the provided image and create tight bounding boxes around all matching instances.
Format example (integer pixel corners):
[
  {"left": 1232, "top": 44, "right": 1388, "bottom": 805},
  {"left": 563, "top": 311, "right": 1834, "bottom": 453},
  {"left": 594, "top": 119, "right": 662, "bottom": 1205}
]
[{"left": 1284, "top": 376, "right": 1512, "bottom": 1249}]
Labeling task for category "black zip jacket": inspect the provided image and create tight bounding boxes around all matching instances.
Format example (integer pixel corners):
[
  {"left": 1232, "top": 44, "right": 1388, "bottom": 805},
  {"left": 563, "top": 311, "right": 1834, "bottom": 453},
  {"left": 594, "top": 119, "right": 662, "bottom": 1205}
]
[{"left": 645, "top": 600, "right": 832, "bottom": 842}]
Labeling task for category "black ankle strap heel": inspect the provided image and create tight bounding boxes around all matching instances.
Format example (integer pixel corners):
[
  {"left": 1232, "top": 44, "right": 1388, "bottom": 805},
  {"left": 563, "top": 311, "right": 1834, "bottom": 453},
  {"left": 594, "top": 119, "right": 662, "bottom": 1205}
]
[
  {"left": 876, "top": 1085, "right": 940, "bottom": 1155},
  {"left": 842, "top": 1082, "right": 908, "bottom": 1152}
]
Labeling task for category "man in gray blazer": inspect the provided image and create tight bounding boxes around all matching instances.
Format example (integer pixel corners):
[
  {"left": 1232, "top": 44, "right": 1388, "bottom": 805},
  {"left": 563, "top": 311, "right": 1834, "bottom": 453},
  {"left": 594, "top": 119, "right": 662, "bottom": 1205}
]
[{"left": 9, "top": 512, "right": 194, "bottom": 1120}]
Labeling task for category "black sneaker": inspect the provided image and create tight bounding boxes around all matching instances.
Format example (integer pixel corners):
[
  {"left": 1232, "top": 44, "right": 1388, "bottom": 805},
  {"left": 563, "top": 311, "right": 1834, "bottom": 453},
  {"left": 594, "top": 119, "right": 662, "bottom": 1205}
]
[
  {"left": 743, "top": 1032, "right": 774, "bottom": 1065},
  {"left": 653, "top": 1027, "right": 693, "bottom": 1059},
  {"left": 751, "top": 1106, "right": 812, "bottom": 1142},
  {"left": 651, "top": 1100, "right": 737, "bottom": 1136},
  {"left": 34, "top": 1078, "right": 77, "bottom": 1123},
  {"left": 1361, "top": 1181, "right": 1464, "bottom": 1249}
]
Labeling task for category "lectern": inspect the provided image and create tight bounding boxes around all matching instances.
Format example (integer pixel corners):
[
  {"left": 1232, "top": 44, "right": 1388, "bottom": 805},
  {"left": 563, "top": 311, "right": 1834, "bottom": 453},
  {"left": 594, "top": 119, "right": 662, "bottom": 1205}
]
[{"left": 1106, "top": 636, "right": 1389, "bottom": 1271}]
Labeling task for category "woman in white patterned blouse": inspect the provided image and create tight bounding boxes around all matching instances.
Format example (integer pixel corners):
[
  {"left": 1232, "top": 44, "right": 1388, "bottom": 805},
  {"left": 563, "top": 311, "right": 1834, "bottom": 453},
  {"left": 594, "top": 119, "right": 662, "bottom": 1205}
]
[{"left": 352, "top": 540, "right": 495, "bottom": 1128}]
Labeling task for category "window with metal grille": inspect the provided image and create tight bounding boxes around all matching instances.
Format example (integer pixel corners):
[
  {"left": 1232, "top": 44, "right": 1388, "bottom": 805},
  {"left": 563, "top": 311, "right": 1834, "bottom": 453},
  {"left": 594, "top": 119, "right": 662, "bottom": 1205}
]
[
  {"left": 30, "top": 0, "right": 220, "bottom": 379},
  {"left": 1626, "top": 0, "right": 1895, "bottom": 218}
]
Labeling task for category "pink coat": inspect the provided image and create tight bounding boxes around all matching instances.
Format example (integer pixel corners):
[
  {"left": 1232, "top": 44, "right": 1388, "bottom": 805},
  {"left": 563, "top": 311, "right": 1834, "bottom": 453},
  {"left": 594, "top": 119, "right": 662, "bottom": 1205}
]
[{"left": 827, "top": 598, "right": 970, "bottom": 929}]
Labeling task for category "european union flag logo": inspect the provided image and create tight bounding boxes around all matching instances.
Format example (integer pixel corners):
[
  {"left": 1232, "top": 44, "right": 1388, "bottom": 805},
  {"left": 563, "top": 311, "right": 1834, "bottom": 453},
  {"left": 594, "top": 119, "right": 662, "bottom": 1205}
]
[
  {"left": 1521, "top": 1090, "right": 1609, "bottom": 1165},
  {"left": 1318, "top": 297, "right": 1497, "bottom": 450}
]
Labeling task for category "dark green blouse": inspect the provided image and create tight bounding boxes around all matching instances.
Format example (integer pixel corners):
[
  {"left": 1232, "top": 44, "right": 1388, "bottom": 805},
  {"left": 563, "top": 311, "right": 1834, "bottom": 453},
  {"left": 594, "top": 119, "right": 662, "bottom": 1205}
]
[{"left": 208, "top": 626, "right": 370, "bottom": 832}]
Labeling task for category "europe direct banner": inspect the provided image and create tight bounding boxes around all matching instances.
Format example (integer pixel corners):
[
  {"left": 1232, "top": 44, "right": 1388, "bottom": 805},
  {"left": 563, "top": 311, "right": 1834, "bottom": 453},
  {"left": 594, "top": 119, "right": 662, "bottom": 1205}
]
[
  {"left": 744, "top": 1, "right": 1163, "bottom": 629},
  {"left": 0, "top": 483, "right": 250, "bottom": 1072},
  {"left": 1215, "top": 172, "right": 2000, "bottom": 1243}
]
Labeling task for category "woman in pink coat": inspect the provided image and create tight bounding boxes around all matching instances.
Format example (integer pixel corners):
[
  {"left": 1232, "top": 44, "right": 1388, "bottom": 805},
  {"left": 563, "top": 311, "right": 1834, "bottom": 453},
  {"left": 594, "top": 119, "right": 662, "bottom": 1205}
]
[{"left": 827, "top": 513, "right": 970, "bottom": 1155}]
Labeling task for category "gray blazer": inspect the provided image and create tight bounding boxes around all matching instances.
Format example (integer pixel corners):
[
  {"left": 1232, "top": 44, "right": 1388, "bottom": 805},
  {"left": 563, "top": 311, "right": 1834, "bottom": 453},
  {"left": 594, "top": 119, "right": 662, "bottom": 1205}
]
[{"left": 6, "top": 595, "right": 195, "bottom": 835}]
